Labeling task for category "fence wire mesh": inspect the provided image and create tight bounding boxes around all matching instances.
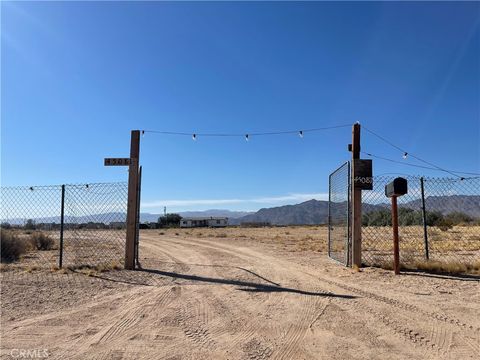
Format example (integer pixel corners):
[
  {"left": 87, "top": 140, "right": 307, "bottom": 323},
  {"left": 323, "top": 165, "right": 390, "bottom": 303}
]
[
  {"left": 0, "top": 182, "right": 127, "bottom": 272},
  {"left": 362, "top": 176, "right": 480, "bottom": 268},
  {"left": 328, "top": 162, "right": 351, "bottom": 265}
]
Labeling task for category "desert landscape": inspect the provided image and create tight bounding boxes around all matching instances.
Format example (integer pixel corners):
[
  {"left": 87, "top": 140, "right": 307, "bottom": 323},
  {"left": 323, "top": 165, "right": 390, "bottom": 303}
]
[{"left": 1, "top": 228, "right": 479, "bottom": 359}]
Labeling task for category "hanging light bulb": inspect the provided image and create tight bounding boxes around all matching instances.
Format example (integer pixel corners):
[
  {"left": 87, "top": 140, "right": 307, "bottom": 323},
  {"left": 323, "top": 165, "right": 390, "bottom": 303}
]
[
  {"left": 245, "top": 134, "right": 249, "bottom": 141},
  {"left": 141, "top": 130, "right": 145, "bottom": 137},
  {"left": 299, "top": 130, "right": 304, "bottom": 138},
  {"left": 192, "top": 134, "right": 197, "bottom": 141},
  {"left": 403, "top": 152, "right": 408, "bottom": 159}
]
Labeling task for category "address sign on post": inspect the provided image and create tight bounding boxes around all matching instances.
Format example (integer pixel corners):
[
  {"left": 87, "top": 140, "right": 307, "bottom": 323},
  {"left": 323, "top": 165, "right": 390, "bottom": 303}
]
[{"left": 104, "top": 158, "right": 131, "bottom": 166}]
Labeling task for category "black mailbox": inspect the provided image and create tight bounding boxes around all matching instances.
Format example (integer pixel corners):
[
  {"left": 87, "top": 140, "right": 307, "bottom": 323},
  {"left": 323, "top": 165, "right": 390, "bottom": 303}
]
[{"left": 385, "top": 177, "right": 408, "bottom": 198}]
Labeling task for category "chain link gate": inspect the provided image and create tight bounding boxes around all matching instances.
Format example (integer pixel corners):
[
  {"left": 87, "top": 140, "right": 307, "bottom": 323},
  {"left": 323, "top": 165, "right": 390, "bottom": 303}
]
[{"left": 328, "top": 162, "right": 351, "bottom": 266}]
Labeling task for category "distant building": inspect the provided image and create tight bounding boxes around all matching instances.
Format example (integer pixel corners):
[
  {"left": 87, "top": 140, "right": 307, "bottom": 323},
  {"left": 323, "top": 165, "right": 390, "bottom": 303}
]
[{"left": 180, "top": 217, "right": 228, "bottom": 228}]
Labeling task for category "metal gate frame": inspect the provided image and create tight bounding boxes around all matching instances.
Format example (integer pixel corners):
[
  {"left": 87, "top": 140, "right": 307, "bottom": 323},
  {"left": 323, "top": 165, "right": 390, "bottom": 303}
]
[{"left": 327, "top": 161, "right": 351, "bottom": 266}]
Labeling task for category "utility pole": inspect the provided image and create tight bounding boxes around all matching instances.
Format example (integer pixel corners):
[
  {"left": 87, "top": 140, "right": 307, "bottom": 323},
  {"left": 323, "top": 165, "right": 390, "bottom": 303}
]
[
  {"left": 351, "top": 123, "right": 362, "bottom": 268},
  {"left": 125, "top": 130, "right": 140, "bottom": 270}
]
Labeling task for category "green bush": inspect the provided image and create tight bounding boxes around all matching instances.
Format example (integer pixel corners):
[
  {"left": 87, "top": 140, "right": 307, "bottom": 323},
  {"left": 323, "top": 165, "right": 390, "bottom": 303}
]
[
  {"left": 362, "top": 208, "right": 475, "bottom": 228},
  {"left": 31, "top": 232, "right": 55, "bottom": 250},
  {"left": 1, "top": 229, "right": 28, "bottom": 262}
]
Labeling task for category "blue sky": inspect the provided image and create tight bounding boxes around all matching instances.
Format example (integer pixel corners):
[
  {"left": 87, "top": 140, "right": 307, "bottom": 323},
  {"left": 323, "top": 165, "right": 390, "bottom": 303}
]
[{"left": 2, "top": 1, "right": 479, "bottom": 213}]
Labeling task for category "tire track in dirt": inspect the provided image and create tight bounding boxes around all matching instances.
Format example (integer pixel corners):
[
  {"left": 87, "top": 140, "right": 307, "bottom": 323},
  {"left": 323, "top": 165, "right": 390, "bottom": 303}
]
[
  {"left": 94, "top": 286, "right": 178, "bottom": 345},
  {"left": 57, "top": 286, "right": 181, "bottom": 360},
  {"left": 161, "top": 236, "right": 352, "bottom": 360},
  {"left": 274, "top": 293, "right": 318, "bottom": 360},
  {"left": 341, "top": 297, "right": 449, "bottom": 355},
  {"left": 158, "top": 236, "right": 479, "bottom": 358},
  {"left": 314, "top": 273, "right": 479, "bottom": 333},
  {"left": 150, "top": 237, "right": 286, "bottom": 357},
  {"left": 159, "top": 237, "right": 319, "bottom": 359},
  {"left": 142, "top": 236, "right": 279, "bottom": 356},
  {"left": 298, "top": 270, "right": 478, "bottom": 358}
]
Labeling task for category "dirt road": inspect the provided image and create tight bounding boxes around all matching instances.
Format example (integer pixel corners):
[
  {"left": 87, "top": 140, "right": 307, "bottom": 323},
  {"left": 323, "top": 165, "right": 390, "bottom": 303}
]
[{"left": 1, "top": 230, "right": 479, "bottom": 359}]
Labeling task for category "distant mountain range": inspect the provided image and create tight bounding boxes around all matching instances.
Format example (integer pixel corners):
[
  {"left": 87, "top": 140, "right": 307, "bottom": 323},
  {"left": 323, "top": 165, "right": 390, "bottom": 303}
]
[
  {"left": 229, "top": 200, "right": 384, "bottom": 225},
  {"left": 231, "top": 195, "right": 480, "bottom": 225},
  {"left": 4, "top": 196, "right": 478, "bottom": 226}
]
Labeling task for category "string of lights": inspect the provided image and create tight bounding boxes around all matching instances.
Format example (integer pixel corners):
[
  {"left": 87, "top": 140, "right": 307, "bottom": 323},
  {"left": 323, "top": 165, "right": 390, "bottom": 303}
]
[
  {"left": 361, "top": 125, "right": 475, "bottom": 179},
  {"left": 361, "top": 151, "right": 480, "bottom": 179},
  {"left": 141, "top": 124, "right": 352, "bottom": 140},
  {"left": 140, "top": 122, "right": 478, "bottom": 178}
]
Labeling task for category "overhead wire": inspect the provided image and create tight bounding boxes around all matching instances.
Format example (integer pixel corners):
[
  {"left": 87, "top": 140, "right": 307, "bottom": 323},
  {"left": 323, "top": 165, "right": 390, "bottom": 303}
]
[
  {"left": 361, "top": 151, "right": 480, "bottom": 179},
  {"left": 361, "top": 125, "right": 472, "bottom": 178},
  {"left": 140, "top": 123, "right": 478, "bottom": 178}
]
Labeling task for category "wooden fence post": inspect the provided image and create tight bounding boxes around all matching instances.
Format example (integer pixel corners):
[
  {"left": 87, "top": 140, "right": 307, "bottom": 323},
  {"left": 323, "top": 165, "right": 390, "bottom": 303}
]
[
  {"left": 351, "top": 123, "right": 362, "bottom": 268},
  {"left": 125, "top": 130, "right": 140, "bottom": 270}
]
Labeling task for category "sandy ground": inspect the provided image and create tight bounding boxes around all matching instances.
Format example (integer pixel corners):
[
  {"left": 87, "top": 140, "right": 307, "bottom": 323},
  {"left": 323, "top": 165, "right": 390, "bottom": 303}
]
[{"left": 1, "top": 229, "right": 479, "bottom": 359}]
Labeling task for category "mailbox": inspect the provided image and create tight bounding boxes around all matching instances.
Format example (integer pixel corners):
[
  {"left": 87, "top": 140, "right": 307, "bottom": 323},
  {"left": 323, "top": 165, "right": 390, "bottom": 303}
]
[{"left": 385, "top": 177, "right": 408, "bottom": 198}]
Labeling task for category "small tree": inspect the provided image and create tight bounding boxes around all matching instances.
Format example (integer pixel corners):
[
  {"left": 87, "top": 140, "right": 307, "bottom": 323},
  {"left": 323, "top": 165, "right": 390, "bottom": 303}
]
[
  {"left": 157, "top": 213, "right": 182, "bottom": 228},
  {"left": 25, "top": 219, "right": 36, "bottom": 230}
]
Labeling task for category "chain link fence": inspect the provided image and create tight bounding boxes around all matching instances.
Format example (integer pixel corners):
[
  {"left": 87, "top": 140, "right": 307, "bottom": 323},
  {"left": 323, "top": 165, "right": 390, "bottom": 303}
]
[
  {"left": 328, "top": 162, "right": 351, "bottom": 265},
  {"left": 362, "top": 176, "right": 480, "bottom": 268},
  {"left": 0, "top": 182, "right": 127, "bottom": 272}
]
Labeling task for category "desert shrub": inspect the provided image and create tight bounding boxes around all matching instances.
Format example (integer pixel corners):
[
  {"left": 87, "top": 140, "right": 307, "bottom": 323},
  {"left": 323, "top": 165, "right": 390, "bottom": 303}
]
[
  {"left": 444, "top": 212, "right": 473, "bottom": 225},
  {"left": 436, "top": 219, "right": 454, "bottom": 232},
  {"left": 1, "top": 229, "right": 28, "bottom": 262},
  {"left": 31, "top": 232, "right": 55, "bottom": 250},
  {"left": 1, "top": 222, "right": 11, "bottom": 229},
  {"left": 215, "top": 233, "right": 227, "bottom": 238},
  {"left": 415, "top": 260, "right": 468, "bottom": 274}
]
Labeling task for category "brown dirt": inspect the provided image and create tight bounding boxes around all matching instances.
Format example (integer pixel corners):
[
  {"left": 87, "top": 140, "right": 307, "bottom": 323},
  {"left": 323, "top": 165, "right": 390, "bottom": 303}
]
[{"left": 1, "top": 229, "right": 479, "bottom": 359}]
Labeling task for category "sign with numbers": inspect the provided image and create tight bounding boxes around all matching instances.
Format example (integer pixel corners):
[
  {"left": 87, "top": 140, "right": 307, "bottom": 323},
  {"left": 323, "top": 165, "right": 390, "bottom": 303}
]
[
  {"left": 104, "top": 158, "right": 131, "bottom": 166},
  {"left": 353, "top": 159, "right": 373, "bottom": 190}
]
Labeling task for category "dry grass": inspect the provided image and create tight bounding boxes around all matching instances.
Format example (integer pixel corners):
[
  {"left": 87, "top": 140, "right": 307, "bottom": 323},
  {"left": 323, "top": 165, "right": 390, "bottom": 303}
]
[
  {"left": 67, "top": 260, "right": 122, "bottom": 275},
  {"left": 414, "top": 260, "right": 480, "bottom": 275},
  {"left": 154, "top": 226, "right": 328, "bottom": 253},
  {"left": 30, "top": 232, "right": 56, "bottom": 251},
  {"left": 1, "top": 229, "right": 28, "bottom": 262}
]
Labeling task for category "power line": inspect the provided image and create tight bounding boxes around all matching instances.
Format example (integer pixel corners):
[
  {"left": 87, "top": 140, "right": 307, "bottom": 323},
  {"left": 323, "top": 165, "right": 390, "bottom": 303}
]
[
  {"left": 141, "top": 124, "right": 352, "bottom": 138},
  {"left": 362, "top": 126, "right": 472, "bottom": 178},
  {"left": 361, "top": 151, "right": 480, "bottom": 178}
]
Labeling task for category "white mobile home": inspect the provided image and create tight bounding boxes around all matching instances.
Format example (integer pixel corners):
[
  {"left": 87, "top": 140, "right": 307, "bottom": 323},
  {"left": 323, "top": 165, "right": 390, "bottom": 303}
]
[{"left": 180, "top": 217, "right": 228, "bottom": 228}]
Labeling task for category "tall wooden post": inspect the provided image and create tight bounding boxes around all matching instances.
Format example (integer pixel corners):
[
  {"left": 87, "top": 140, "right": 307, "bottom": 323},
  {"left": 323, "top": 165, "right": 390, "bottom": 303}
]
[
  {"left": 351, "top": 123, "right": 362, "bottom": 267},
  {"left": 125, "top": 130, "right": 140, "bottom": 270},
  {"left": 391, "top": 196, "right": 400, "bottom": 275}
]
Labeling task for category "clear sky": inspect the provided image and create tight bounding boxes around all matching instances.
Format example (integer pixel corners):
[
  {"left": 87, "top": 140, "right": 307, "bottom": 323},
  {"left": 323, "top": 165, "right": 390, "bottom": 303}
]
[{"left": 2, "top": 1, "right": 479, "bottom": 213}]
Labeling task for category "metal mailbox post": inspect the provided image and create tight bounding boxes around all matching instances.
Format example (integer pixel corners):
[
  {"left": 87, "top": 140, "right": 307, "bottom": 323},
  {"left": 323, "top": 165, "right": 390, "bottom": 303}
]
[{"left": 385, "top": 177, "right": 408, "bottom": 275}]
